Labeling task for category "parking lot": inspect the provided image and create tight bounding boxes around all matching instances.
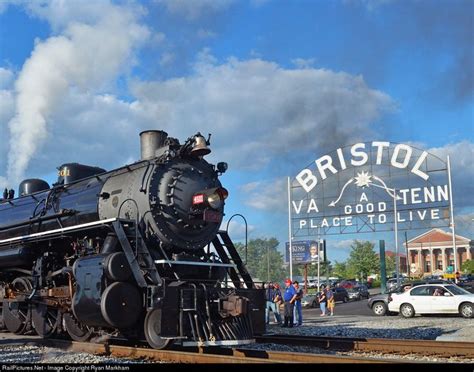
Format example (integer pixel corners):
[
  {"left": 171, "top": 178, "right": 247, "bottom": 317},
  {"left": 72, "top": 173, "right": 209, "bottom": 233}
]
[{"left": 302, "top": 296, "right": 374, "bottom": 317}]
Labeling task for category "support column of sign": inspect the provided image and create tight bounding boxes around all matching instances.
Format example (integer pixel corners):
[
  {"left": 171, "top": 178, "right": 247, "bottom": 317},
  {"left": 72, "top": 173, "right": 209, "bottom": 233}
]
[
  {"left": 393, "top": 188, "right": 400, "bottom": 285},
  {"left": 287, "top": 177, "right": 293, "bottom": 280},
  {"left": 379, "top": 240, "right": 387, "bottom": 294},
  {"left": 447, "top": 155, "right": 458, "bottom": 274},
  {"left": 442, "top": 247, "right": 446, "bottom": 272}
]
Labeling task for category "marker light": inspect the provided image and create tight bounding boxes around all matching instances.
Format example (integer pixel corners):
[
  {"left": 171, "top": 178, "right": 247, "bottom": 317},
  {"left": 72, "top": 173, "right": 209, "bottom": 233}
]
[{"left": 192, "top": 194, "right": 205, "bottom": 205}]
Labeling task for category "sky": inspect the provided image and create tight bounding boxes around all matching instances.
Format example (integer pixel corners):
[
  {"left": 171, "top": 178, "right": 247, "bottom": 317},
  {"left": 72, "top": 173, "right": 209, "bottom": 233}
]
[{"left": 0, "top": 0, "right": 473, "bottom": 264}]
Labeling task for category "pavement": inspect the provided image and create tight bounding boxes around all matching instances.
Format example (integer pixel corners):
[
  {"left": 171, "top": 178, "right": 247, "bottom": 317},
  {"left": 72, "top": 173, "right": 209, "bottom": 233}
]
[{"left": 435, "top": 326, "right": 474, "bottom": 342}]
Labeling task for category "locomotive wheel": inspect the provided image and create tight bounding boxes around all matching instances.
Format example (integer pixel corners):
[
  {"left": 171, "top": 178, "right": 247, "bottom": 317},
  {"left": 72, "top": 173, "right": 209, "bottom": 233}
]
[
  {"left": 100, "top": 282, "right": 141, "bottom": 328},
  {"left": 3, "top": 301, "right": 30, "bottom": 334},
  {"left": 144, "top": 308, "right": 172, "bottom": 350},
  {"left": 32, "top": 304, "right": 59, "bottom": 338},
  {"left": 64, "top": 313, "right": 93, "bottom": 342},
  {"left": 4, "top": 277, "right": 34, "bottom": 334}
]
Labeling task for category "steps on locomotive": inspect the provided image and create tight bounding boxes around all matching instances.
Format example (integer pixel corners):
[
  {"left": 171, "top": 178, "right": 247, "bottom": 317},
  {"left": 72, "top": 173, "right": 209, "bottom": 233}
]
[{"left": 111, "top": 219, "right": 161, "bottom": 287}]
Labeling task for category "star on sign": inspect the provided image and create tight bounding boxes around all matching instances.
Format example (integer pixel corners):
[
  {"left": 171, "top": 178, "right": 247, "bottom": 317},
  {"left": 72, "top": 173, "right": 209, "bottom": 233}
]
[{"left": 354, "top": 171, "right": 372, "bottom": 188}]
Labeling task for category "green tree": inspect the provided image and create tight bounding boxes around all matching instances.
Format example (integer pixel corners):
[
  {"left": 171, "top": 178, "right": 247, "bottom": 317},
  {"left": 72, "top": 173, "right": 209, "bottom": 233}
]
[
  {"left": 461, "top": 259, "right": 474, "bottom": 274},
  {"left": 385, "top": 256, "right": 396, "bottom": 276},
  {"left": 295, "top": 260, "right": 333, "bottom": 279},
  {"left": 332, "top": 261, "right": 348, "bottom": 279},
  {"left": 346, "top": 240, "right": 379, "bottom": 281},
  {"left": 234, "top": 238, "right": 286, "bottom": 283}
]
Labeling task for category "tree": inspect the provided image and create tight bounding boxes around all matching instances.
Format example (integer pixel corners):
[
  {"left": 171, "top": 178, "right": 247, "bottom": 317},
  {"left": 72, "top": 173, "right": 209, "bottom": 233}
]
[
  {"left": 461, "top": 259, "right": 474, "bottom": 274},
  {"left": 295, "top": 260, "right": 332, "bottom": 277},
  {"left": 234, "top": 238, "right": 286, "bottom": 284},
  {"left": 332, "top": 261, "right": 348, "bottom": 279},
  {"left": 385, "top": 256, "right": 396, "bottom": 276},
  {"left": 346, "top": 240, "right": 379, "bottom": 281}
]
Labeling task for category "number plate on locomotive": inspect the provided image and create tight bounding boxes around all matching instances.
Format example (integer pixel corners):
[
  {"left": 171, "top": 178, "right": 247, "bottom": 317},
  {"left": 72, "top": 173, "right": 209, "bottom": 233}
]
[{"left": 203, "top": 210, "right": 222, "bottom": 223}]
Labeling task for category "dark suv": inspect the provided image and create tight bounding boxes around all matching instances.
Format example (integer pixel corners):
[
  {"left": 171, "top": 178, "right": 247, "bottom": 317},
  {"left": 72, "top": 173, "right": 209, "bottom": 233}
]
[
  {"left": 311, "top": 287, "right": 349, "bottom": 306},
  {"left": 347, "top": 285, "right": 370, "bottom": 301},
  {"left": 368, "top": 279, "right": 449, "bottom": 316}
]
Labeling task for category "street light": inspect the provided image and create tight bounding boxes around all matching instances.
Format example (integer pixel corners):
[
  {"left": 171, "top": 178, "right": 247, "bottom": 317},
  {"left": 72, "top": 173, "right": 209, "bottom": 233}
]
[{"left": 226, "top": 213, "right": 248, "bottom": 264}]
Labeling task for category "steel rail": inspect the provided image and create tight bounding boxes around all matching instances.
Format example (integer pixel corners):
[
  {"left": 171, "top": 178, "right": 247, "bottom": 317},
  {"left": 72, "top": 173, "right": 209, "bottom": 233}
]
[
  {"left": 256, "top": 334, "right": 474, "bottom": 358},
  {"left": 37, "top": 339, "right": 403, "bottom": 364}
]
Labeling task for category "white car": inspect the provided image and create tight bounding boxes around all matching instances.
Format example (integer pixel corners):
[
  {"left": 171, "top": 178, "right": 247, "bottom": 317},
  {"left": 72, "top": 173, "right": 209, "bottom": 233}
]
[{"left": 388, "top": 284, "right": 474, "bottom": 318}]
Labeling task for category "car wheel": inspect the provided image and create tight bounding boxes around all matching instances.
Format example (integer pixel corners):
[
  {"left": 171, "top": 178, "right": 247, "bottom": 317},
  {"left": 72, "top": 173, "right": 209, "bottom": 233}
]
[
  {"left": 400, "top": 303, "right": 415, "bottom": 318},
  {"left": 372, "top": 302, "right": 387, "bottom": 316},
  {"left": 459, "top": 303, "right": 473, "bottom": 318},
  {"left": 343, "top": 296, "right": 348, "bottom": 303},
  {"left": 312, "top": 301, "right": 317, "bottom": 308}
]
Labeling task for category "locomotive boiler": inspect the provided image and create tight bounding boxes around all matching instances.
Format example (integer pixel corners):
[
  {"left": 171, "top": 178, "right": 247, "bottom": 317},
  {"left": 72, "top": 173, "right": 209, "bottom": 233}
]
[{"left": 0, "top": 130, "right": 265, "bottom": 348}]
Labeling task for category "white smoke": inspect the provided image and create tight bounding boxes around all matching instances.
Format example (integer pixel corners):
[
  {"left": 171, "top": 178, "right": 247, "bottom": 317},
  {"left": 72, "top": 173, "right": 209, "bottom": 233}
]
[{"left": 4, "top": 1, "right": 149, "bottom": 185}]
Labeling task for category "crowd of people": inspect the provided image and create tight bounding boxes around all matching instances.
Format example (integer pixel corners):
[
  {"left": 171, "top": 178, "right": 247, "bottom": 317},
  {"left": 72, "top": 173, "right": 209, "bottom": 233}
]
[{"left": 265, "top": 280, "right": 335, "bottom": 327}]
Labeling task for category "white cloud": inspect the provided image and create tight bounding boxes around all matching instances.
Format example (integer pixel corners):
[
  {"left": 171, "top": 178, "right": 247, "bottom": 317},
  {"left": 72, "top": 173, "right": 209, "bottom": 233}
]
[
  {"left": 241, "top": 178, "right": 288, "bottom": 212},
  {"left": 155, "top": 0, "right": 235, "bottom": 20},
  {"left": 131, "top": 52, "right": 395, "bottom": 170},
  {"left": 221, "top": 219, "right": 256, "bottom": 241},
  {"left": 427, "top": 141, "right": 474, "bottom": 212},
  {"left": 0, "top": 67, "right": 15, "bottom": 89},
  {"left": 291, "top": 58, "right": 316, "bottom": 69},
  {"left": 455, "top": 212, "right": 474, "bottom": 237},
  {"left": 3, "top": 1, "right": 150, "bottom": 186}
]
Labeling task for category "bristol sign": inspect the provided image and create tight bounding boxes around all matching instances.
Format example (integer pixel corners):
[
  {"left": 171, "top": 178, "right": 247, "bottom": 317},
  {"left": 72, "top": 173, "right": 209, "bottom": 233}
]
[{"left": 290, "top": 142, "right": 451, "bottom": 236}]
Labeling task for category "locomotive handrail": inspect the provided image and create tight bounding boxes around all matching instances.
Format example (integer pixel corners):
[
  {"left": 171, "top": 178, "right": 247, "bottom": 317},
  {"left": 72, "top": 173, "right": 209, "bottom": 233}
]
[
  {"left": 0, "top": 217, "right": 118, "bottom": 245},
  {"left": 154, "top": 260, "right": 237, "bottom": 268}
]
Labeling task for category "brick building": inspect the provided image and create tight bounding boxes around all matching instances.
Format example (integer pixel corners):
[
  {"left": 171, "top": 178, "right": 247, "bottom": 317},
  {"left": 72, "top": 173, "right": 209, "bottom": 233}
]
[
  {"left": 384, "top": 250, "right": 407, "bottom": 274},
  {"left": 405, "top": 228, "right": 472, "bottom": 276}
]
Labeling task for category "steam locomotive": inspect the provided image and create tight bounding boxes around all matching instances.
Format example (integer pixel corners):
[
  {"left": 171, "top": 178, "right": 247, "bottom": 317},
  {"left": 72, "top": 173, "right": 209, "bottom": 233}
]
[{"left": 0, "top": 130, "right": 265, "bottom": 348}]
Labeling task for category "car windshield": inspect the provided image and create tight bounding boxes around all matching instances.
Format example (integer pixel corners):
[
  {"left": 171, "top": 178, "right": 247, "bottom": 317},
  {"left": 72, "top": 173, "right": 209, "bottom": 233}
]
[{"left": 445, "top": 285, "right": 472, "bottom": 295}]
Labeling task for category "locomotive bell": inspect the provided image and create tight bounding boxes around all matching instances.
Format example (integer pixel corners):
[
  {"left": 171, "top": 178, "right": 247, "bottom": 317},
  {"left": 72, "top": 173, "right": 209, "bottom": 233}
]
[{"left": 190, "top": 135, "right": 211, "bottom": 157}]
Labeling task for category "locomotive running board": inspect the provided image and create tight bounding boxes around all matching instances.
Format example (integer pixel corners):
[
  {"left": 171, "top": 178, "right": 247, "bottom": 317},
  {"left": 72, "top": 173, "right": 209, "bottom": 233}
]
[{"left": 0, "top": 218, "right": 119, "bottom": 245}]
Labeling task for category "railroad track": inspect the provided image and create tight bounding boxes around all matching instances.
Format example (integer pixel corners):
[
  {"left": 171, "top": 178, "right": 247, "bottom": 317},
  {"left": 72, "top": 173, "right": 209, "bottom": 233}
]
[
  {"left": 38, "top": 339, "right": 402, "bottom": 363},
  {"left": 256, "top": 334, "right": 474, "bottom": 358},
  {"left": 1, "top": 332, "right": 470, "bottom": 363}
]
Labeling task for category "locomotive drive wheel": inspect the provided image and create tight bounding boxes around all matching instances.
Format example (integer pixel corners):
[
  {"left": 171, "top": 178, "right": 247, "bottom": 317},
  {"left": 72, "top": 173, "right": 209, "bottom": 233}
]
[
  {"left": 4, "top": 277, "right": 34, "bottom": 334},
  {"left": 144, "top": 308, "right": 172, "bottom": 350},
  {"left": 64, "top": 312, "right": 93, "bottom": 342},
  {"left": 3, "top": 301, "right": 30, "bottom": 334},
  {"left": 32, "top": 304, "right": 59, "bottom": 338}
]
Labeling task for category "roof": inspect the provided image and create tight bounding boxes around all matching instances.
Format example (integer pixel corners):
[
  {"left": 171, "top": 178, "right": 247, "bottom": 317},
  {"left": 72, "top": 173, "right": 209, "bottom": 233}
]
[{"left": 405, "top": 228, "right": 471, "bottom": 248}]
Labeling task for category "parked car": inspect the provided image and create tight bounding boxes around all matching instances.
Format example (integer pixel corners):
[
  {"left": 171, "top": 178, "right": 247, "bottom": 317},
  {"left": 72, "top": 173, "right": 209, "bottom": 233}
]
[
  {"left": 347, "top": 285, "right": 370, "bottom": 301},
  {"left": 388, "top": 284, "right": 474, "bottom": 318},
  {"left": 301, "top": 294, "right": 318, "bottom": 308},
  {"left": 339, "top": 280, "right": 357, "bottom": 289},
  {"left": 386, "top": 277, "right": 407, "bottom": 291},
  {"left": 368, "top": 279, "right": 450, "bottom": 316},
  {"left": 459, "top": 281, "right": 474, "bottom": 294},
  {"left": 306, "top": 287, "right": 349, "bottom": 307}
]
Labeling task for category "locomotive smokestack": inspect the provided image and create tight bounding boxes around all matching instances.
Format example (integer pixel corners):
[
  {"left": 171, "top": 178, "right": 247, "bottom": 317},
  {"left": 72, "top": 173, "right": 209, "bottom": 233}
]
[{"left": 140, "top": 130, "right": 168, "bottom": 160}]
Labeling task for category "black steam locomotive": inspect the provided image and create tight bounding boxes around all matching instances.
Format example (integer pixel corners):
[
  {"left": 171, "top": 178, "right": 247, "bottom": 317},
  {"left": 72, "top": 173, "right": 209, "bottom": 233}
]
[{"left": 0, "top": 130, "right": 264, "bottom": 348}]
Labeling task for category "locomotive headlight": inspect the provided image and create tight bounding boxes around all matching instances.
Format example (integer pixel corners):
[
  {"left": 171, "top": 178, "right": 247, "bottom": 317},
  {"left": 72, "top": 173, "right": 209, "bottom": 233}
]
[
  {"left": 207, "top": 187, "right": 228, "bottom": 209},
  {"left": 192, "top": 187, "right": 229, "bottom": 209}
]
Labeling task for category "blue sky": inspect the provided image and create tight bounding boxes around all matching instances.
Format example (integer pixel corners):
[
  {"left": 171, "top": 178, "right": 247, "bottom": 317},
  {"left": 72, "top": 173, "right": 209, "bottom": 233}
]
[{"left": 0, "top": 0, "right": 472, "bottom": 263}]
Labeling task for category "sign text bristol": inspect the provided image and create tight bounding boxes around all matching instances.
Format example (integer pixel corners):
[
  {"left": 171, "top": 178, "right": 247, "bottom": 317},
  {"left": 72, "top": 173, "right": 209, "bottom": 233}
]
[{"left": 291, "top": 142, "right": 450, "bottom": 236}]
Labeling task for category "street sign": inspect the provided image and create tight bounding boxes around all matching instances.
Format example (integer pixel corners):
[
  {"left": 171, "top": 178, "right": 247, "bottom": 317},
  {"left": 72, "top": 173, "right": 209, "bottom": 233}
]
[{"left": 410, "top": 263, "right": 417, "bottom": 274}]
